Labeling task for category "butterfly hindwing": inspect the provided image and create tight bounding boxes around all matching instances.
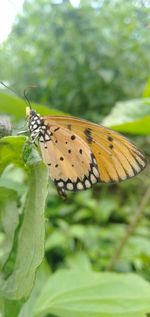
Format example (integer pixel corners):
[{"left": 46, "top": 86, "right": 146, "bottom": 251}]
[{"left": 39, "top": 124, "right": 99, "bottom": 191}]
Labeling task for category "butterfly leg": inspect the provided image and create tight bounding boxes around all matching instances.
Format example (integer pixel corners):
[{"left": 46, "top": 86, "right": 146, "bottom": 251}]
[{"left": 56, "top": 185, "right": 67, "bottom": 199}]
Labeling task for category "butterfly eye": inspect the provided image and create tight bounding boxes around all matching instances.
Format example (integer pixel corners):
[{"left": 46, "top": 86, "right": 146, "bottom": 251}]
[{"left": 26, "top": 106, "right": 31, "bottom": 117}]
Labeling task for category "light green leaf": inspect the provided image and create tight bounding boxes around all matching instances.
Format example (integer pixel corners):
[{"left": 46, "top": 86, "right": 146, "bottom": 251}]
[
  {"left": 66, "top": 251, "right": 92, "bottom": 271},
  {"left": 0, "top": 188, "right": 19, "bottom": 269},
  {"left": 0, "top": 178, "right": 26, "bottom": 195},
  {"left": 0, "top": 136, "right": 27, "bottom": 173},
  {"left": 143, "top": 79, "right": 150, "bottom": 98},
  {"left": 103, "top": 99, "right": 150, "bottom": 135},
  {"left": 0, "top": 92, "right": 66, "bottom": 123},
  {"left": 34, "top": 270, "right": 150, "bottom": 317},
  {"left": 18, "top": 260, "right": 51, "bottom": 317},
  {"left": 45, "top": 230, "right": 68, "bottom": 251},
  {"left": 0, "top": 161, "right": 49, "bottom": 300}
]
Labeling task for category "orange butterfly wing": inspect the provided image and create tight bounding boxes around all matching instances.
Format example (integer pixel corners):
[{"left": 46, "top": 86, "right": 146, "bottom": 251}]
[
  {"left": 39, "top": 123, "right": 99, "bottom": 191},
  {"left": 43, "top": 116, "right": 147, "bottom": 183}
]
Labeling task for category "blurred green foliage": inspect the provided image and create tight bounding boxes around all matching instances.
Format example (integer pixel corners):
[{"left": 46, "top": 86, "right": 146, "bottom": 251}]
[
  {"left": 0, "top": 0, "right": 150, "bottom": 120},
  {"left": 0, "top": 0, "right": 150, "bottom": 316}
]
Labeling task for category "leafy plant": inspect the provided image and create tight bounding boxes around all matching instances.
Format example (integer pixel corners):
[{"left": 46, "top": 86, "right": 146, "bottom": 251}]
[
  {"left": 0, "top": 93, "right": 150, "bottom": 316},
  {"left": 0, "top": 136, "right": 48, "bottom": 314}
]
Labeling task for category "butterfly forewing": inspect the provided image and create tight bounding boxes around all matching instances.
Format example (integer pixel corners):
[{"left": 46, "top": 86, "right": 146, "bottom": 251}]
[{"left": 43, "top": 116, "right": 146, "bottom": 183}]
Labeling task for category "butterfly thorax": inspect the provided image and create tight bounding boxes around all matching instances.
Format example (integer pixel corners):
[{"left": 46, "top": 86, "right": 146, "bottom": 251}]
[{"left": 26, "top": 108, "right": 51, "bottom": 143}]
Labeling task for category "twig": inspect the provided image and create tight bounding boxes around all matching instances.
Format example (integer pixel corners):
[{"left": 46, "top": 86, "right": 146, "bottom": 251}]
[{"left": 107, "top": 186, "right": 150, "bottom": 271}]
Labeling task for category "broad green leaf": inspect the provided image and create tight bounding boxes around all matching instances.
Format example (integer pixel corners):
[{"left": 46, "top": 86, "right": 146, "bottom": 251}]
[
  {"left": 0, "top": 92, "right": 65, "bottom": 123},
  {"left": 1, "top": 299, "right": 24, "bottom": 317},
  {"left": 0, "top": 136, "right": 27, "bottom": 273},
  {"left": 1, "top": 261, "right": 51, "bottom": 317},
  {"left": 18, "top": 260, "right": 51, "bottom": 317},
  {"left": 0, "top": 161, "right": 49, "bottom": 300},
  {"left": 34, "top": 270, "right": 150, "bottom": 317},
  {"left": 0, "top": 188, "right": 19, "bottom": 270},
  {"left": 105, "top": 116, "right": 150, "bottom": 135},
  {"left": 102, "top": 99, "right": 150, "bottom": 135},
  {"left": 0, "top": 136, "right": 27, "bottom": 174}
]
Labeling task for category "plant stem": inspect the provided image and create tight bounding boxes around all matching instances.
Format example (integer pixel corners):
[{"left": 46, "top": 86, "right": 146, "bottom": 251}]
[{"left": 107, "top": 186, "right": 150, "bottom": 271}]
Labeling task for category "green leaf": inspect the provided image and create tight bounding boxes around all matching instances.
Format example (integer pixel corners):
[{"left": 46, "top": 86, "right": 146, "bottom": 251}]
[
  {"left": 22, "top": 142, "right": 42, "bottom": 165},
  {"left": 66, "top": 251, "right": 92, "bottom": 271},
  {"left": 0, "top": 136, "right": 27, "bottom": 174},
  {"left": 102, "top": 99, "right": 150, "bottom": 135},
  {"left": 34, "top": 270, "right": 150, "bottom": 317},
  {"left": 0, "top": 161, "right": 49, "bottom": 300},
  {"left": 18, "top": 260, "right": 51, "bottom": 317},
  {"left": 0, "top": 188, "right": 19, "bottom": 270},
  {"left": 143, "top": 79, "right": 150, "bottom": 98},
  {"left": 1, "top": 299, "right": 24, "bottom": 317},
  {"left": 0, "top": 92, "right": 66, "bottom": 123}
]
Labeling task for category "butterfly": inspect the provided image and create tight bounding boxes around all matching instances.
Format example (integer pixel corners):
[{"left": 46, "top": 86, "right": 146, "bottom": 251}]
[{"left": 26, "top": 106, "right": 147, "bottom": 198}]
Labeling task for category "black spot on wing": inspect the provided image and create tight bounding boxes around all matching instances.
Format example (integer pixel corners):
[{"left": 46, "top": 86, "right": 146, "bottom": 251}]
[
  {"left": 108, "top": 136, "right": 113, "bottom": 142},
  {"left": 67, "top": 124, "right": 71, "bottom": 130},
  {"left": 54, "top": 127, "right": 60, "bottom": 132},
  {"left": 84, "top": 128, "right": 93, "bottom": 144}
]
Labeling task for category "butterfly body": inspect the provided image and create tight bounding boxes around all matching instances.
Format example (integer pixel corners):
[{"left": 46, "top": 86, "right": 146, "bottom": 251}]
[{"left": 26, "top": 107, "right": 146, "bottom": 197}]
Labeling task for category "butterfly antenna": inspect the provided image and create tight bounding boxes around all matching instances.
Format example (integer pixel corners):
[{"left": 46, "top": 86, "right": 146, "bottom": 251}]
[
  {"left": 24, "top": 85, "right": 38, "bottom": 109},
  {"left": 0, "top": 81, "right": 37, "bottom": 109},
  {"left": 0, "top": 81, "right": 20, "bottom": 97},
  {"left": 24, "top": 88, "right": 32, "bottom": 109}
]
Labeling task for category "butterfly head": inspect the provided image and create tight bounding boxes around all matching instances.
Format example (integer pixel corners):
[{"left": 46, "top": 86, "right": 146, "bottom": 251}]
[
  {"left": 26, "top": 106, "right": 37, "bottom": 119},
  {"left": 26, "top": 106, "right": 52, "bottom": 143}
]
